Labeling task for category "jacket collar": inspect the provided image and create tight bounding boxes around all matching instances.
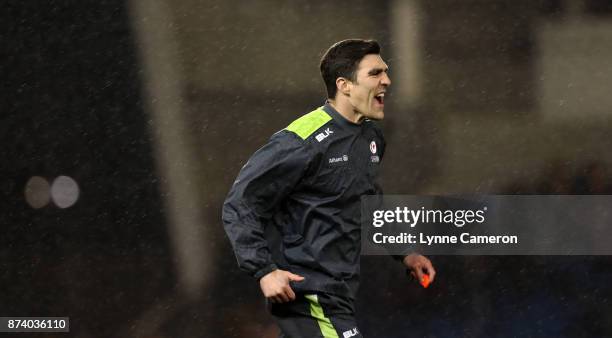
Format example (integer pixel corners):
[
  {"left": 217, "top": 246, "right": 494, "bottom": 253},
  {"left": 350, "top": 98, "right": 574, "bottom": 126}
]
[{"left": 322, "top": 101, "right": 363, "bottom": 131}]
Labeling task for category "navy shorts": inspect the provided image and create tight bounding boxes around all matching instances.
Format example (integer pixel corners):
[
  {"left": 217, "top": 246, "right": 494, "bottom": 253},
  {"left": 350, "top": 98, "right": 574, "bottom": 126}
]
[{"left": 269, "top": 292, "right": 363, "bottom": 338}]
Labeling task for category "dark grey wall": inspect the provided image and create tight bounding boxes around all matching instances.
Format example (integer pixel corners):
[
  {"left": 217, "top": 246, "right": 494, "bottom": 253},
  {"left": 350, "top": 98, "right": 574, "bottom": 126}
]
[{"left": 1, "top": 2, "right": 173, "bottom": 337}]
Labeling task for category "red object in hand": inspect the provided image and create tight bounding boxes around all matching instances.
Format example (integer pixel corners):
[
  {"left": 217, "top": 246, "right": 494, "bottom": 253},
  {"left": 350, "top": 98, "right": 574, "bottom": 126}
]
[{"left": 420, "top": 274, "right": 430, "bottom": 288}]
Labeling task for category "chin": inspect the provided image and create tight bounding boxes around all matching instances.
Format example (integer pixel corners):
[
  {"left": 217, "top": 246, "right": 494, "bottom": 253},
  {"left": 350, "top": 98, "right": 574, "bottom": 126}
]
[{"left": 368, "top": 111, "right": 384, "bottom": 121}]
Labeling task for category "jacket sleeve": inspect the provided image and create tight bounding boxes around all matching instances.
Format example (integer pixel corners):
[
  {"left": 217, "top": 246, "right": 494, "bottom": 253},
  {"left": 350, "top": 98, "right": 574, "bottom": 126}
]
[{"left": 222, "top": 131, "right": 312, "bottom": 279}]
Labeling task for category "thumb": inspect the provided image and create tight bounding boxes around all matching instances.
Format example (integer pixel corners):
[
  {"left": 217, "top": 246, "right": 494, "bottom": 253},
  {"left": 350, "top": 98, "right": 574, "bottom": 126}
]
[
  {"left": 413, "top": 268, "right": 424, "bottom": 284},
  {"left": 287, "top": 272, "right": 305, "bottom": 281}
]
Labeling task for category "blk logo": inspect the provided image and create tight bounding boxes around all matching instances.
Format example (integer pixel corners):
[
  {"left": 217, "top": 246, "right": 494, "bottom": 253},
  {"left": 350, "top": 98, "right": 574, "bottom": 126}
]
[
  {"left": 343, "top": 328, "right": 359, "bottom": 338},
  {"left": 316, "top": 128, "right": 333, "bottom": 142}
]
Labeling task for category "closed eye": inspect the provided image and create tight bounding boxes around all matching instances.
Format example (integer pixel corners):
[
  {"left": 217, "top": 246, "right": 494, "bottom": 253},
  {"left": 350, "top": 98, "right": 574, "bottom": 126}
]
[{"left": 368, "top": 68, "right": 389, "bottom": 77}]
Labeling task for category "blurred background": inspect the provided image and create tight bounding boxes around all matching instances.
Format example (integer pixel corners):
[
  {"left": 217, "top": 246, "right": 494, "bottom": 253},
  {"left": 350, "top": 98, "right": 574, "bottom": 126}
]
[{"left": 2, "top": 0, "right": 612, "bottom": 337}]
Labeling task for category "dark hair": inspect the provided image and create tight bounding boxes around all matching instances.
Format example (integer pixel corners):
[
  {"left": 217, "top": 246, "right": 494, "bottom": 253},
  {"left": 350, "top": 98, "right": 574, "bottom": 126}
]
[{"left": 319, "top": 39, "right": 381, "bottom": 99}]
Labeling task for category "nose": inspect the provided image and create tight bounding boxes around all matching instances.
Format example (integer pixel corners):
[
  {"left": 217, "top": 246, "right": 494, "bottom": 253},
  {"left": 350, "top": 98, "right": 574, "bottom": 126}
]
[{"left": 381, "top": 72, "right": 391, "bottom": 86}]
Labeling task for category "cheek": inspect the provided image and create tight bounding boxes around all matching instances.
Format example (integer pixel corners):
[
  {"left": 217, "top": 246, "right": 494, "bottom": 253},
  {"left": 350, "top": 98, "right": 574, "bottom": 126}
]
[{"left": 355, "top": 88, "right": 372, "bottom": 103}]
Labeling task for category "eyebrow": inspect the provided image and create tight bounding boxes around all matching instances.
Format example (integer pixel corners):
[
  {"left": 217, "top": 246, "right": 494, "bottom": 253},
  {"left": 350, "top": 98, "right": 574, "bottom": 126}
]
[{"left": 368, "top": 67, "right": 389, "bottom": 75}]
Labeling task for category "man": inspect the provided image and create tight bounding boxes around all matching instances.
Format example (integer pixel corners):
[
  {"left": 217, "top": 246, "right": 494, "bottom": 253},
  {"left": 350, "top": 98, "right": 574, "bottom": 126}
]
[{"left": 223, "top": 39, "right": 435, "bottom": 337}]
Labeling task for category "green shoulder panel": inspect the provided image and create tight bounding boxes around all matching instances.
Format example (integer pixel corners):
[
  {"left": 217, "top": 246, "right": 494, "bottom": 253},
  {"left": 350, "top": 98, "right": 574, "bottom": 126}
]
[{"left": 285, "top": 107, "right": 332, "bottom": 140}]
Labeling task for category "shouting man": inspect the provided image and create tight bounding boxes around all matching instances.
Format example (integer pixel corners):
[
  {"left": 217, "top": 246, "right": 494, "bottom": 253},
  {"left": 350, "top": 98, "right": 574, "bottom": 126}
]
[{"left": 223, "top": 39, "right": 435, "bottom": 338}]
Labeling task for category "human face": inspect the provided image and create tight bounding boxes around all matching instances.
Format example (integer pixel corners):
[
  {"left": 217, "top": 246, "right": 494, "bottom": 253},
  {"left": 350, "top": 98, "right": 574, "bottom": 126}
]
[{"left": 347, "top": 54, "right": 391, "bottom": 120}]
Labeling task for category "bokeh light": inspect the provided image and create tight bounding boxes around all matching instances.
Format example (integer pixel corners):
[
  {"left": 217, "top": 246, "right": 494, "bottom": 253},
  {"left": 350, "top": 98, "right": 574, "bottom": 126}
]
[
  {"left": 50, "top": 175, "right": 80, "bottom": 208},
  {"left": 24, "top": 176, "right": 51, "bottom": 209}
]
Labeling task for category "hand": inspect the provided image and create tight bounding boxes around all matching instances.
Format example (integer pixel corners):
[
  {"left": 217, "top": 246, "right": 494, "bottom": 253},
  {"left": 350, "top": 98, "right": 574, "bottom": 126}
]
[
  {"left": 259, "top": 269, "right": 305, "bottom": 303},
  {"left": 403, "top": 253, "right": 436, "bottom": 286}
]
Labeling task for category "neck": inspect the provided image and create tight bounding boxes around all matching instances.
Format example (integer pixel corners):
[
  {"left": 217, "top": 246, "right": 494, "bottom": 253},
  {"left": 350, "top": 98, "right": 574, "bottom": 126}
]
[{"left": 328, "top": 98, "right": 364, "bottom": 124}]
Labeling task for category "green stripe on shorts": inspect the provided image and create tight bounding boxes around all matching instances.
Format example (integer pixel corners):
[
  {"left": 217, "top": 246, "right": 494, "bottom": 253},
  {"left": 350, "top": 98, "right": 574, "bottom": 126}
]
[{"left": 304, "top": 294, "right": 339, "bottom": 338}]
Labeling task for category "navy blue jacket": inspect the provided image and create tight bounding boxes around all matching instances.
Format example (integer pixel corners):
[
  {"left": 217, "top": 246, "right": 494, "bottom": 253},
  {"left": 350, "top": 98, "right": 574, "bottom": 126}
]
[{"left": 222, "top": 103, "right": 385, "bottom": 299}]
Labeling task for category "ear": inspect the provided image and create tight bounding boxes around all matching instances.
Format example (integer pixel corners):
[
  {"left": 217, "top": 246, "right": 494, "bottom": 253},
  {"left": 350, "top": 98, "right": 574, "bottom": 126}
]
[{"left": 336, "top": 77, "right": 351, "bottom": 97}]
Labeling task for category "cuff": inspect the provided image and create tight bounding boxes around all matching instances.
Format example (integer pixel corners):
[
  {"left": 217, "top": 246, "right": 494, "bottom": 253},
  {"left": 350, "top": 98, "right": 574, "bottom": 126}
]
[{"left": 253, "top": 263, "right": 278, "bottom": 280}]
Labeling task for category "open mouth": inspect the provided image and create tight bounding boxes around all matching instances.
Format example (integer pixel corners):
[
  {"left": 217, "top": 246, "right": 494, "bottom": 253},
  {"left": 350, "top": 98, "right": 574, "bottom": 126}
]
[{"left": 374, "top": 93, "right": 385, "bottom": 105}]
